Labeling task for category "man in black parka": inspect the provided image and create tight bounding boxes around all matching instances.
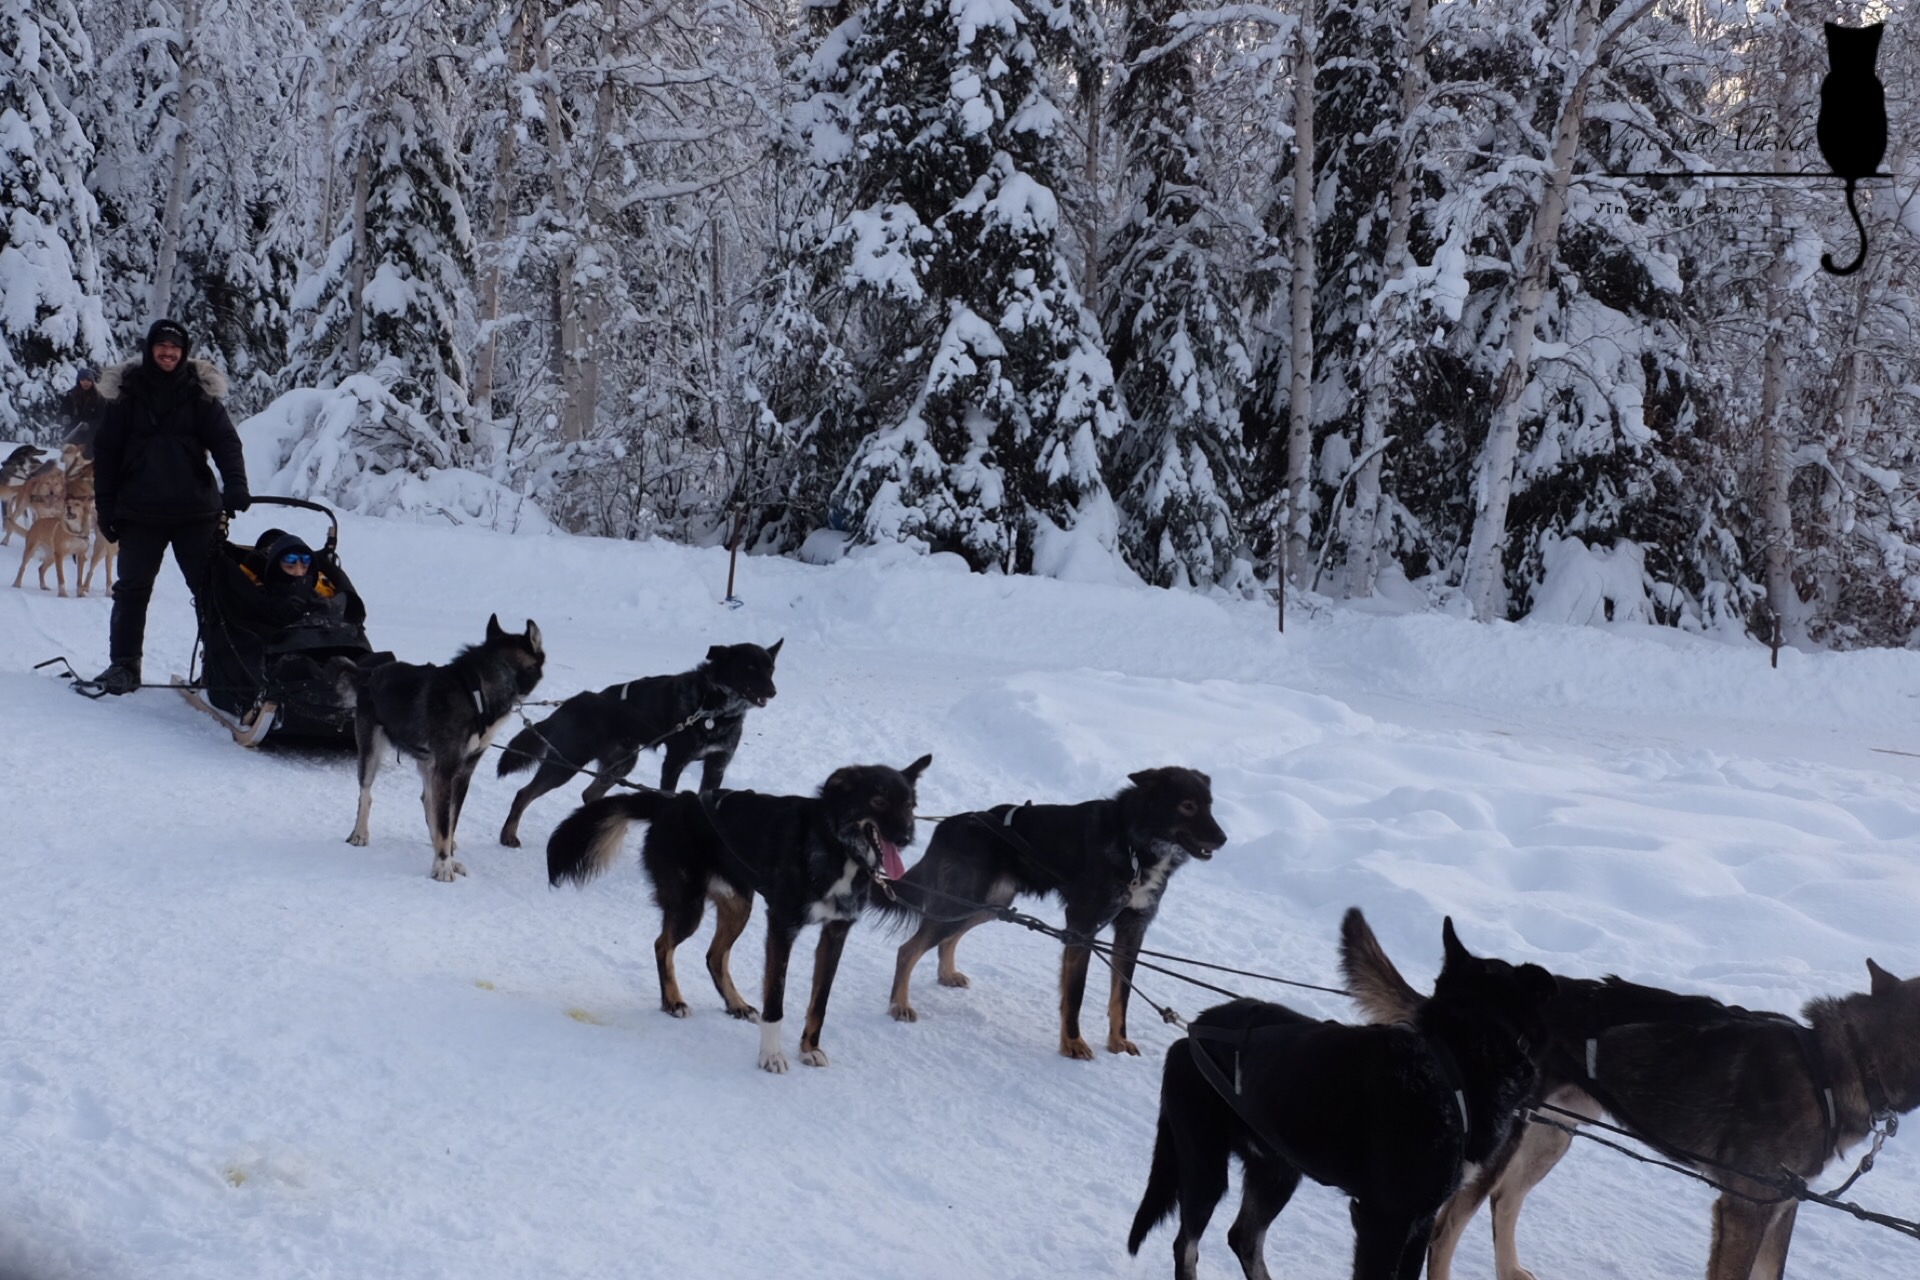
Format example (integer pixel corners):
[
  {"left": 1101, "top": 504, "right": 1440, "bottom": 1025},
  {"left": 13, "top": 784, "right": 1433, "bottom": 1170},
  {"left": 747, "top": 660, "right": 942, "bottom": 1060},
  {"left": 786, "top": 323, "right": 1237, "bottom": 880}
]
[{"left": 90, "top": 319, "right": 251, "bottom": 695}]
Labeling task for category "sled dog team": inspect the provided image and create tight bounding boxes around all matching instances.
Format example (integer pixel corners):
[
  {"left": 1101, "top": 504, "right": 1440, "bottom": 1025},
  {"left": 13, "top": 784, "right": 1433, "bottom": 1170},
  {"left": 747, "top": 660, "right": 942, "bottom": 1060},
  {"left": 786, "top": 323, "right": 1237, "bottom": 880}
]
[
  {"left": 3, "top": 443, "right": 118, "bottom": 597},
  {"left": 345, "top": 615, "right": 1920, "bottom": 1280}
]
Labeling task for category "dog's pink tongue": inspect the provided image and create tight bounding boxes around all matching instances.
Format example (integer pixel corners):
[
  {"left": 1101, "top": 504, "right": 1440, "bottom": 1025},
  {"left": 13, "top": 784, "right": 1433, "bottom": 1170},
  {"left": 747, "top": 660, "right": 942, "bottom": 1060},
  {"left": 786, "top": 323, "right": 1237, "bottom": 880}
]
[{"left": 879, "top": 837, "right": 905, "bottom": 881}]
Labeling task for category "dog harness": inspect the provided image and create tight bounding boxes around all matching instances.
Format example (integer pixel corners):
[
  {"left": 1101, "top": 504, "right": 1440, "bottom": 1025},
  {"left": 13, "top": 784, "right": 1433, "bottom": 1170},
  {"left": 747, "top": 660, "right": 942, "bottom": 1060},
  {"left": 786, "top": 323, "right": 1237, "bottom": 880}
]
[
  {"left": 1582, "top": 1016, "right": 1844, "bottom": 1163},
  {"left": 1394, "top": 1020, "right": 1472, "bottom": 1132},
  {"left": 618, "top": 680, "right": 719, "bottom": 731},
  {"left": 1186, "top": 1020, "right": 1473, "bottom": 1170}
]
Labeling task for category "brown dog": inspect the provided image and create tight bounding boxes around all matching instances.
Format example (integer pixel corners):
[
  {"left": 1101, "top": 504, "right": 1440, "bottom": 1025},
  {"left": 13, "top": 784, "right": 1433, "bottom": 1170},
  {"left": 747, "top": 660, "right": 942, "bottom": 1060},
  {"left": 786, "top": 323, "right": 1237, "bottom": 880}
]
[
  {"left": 58, "top": 457, "right": 113, "bottom": 594},
  {"left": 12, "top": 496, "right": 92, "bottom": 596}
]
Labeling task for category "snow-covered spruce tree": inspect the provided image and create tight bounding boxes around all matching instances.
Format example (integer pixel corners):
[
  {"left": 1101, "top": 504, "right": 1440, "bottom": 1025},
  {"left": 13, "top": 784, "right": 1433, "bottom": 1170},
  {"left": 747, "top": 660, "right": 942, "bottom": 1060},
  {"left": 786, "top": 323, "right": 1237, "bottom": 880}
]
[
  {"left": 1, "top": 0, "right": 109, "bottom": 437},
  {"left": 819, "top": 0, "right": 1122, "bottom": 574},
  {"left": 1101, "top": 0, "right": 1251, "bottom": 588},
  {"left": 283, "top": 0, "right": 476, "bottom": 467},
  {"left": 736, "top": 2, "right": 878, "bottom": 551}
]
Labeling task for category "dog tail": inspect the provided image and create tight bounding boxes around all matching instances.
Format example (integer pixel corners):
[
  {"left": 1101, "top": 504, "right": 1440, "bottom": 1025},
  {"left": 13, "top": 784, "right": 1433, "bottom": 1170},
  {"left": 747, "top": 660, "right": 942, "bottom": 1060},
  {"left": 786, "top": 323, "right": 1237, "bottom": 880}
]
[
  {"left": 497, "top": 722, "right": 544, "bottom": 777},
  {"left": 1340, "top": 907, "right": 1427, "bottom": 1024},
  {"left": 547, "top": 794, "right": 665, "bottom": 888},
  {"left": 1127, "top": 1041, "right": 1189, "bottom": 1254}
]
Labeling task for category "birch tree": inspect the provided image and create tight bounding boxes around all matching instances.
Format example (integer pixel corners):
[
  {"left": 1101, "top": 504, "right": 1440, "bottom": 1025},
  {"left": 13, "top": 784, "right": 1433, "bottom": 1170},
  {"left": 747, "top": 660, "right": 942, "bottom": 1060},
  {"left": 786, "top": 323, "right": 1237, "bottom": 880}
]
[{"left": 1460, "top": 0, "right": 1658, "bottom": 620}]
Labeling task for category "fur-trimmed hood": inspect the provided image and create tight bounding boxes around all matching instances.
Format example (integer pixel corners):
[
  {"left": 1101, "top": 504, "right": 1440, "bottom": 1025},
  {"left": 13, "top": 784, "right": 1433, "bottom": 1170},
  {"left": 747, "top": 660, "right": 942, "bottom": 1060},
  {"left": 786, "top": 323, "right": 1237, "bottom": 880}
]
[{"left": 98, "top": 357, "right": 229, "bottom": 403}]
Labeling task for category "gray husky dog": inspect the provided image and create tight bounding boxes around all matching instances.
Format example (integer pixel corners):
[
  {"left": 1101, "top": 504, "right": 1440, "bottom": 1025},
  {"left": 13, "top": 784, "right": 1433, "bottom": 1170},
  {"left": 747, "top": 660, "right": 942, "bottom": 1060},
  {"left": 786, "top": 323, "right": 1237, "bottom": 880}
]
[
  {"left": 346, "top": 614, "right": 545, "bottom": 881},
  {"left": 1343, "top": 912, "right": 1920, "bottom": 1280}
]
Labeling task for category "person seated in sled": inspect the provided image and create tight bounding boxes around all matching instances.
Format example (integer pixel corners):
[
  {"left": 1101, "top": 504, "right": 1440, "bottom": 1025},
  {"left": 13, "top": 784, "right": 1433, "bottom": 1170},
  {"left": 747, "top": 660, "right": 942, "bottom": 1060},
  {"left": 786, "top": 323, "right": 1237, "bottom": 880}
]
[{"left": 237, "top": 530, "right": 362, "bottom": 629}]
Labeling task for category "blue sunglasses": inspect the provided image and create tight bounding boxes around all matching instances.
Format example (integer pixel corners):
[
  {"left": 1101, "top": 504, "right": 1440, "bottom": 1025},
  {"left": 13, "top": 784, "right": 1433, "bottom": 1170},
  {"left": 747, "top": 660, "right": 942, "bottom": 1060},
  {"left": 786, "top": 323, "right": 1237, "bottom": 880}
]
[{"left": 279, "top": 552, "right": 312, "bottom": 566}]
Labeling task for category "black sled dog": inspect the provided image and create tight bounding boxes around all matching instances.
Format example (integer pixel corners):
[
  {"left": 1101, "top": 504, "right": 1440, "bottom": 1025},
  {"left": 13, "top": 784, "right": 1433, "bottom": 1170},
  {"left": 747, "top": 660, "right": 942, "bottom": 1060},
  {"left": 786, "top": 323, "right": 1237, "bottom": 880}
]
[
  {"left": 547, "top": 753, "right": 932, "bottom": 1072},
  {"left": 1128, "top": 910, "right": 1556, "bottom": 1280},
  {"left": 346, "top": 614, "right": 545, "bottom": 882},
  {"left": 877, "top": 767, "right": 1225, "bottom": 1060},
  {"left": 1343, "top": 913, "right": 1920, "bottom": 1280},
  {"left": 496, "top": 639, "right": 782, "bottom": 847}
]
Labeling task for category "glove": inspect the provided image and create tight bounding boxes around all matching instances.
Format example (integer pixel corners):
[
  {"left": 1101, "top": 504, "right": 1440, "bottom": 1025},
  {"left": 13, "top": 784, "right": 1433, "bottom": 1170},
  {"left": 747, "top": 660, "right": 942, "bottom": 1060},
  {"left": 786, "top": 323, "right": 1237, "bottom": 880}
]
[
  {"left": 223, "top": 491, "right": 251, "bottom": 515},
  {"left": 99, "top": 521, "right": 119, "bottom": 544}
]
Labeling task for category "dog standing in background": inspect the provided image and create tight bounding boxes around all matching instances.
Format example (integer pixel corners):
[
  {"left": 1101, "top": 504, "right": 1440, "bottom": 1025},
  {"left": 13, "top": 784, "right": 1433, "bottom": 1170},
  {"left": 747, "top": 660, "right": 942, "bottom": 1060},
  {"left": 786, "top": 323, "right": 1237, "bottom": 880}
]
[
  {"left": 346, "top": 614, "right": 545, "bottom": 882},
  {"left": 495, "top": 639, "right": 781, "bottom": 847},
  {"left": 0, "top": 444, "right": 47, "bottom": 544}
]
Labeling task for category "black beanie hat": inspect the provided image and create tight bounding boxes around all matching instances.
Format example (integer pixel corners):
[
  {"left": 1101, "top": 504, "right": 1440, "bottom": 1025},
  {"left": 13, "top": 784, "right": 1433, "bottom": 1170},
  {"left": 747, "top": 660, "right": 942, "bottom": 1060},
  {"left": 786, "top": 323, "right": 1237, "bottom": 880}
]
[
  {"left": 145, "top": 318, "right": 192, "bottom": 357},
  {"left": 264, "top": 532, "right": 315, "bottom": 565}
]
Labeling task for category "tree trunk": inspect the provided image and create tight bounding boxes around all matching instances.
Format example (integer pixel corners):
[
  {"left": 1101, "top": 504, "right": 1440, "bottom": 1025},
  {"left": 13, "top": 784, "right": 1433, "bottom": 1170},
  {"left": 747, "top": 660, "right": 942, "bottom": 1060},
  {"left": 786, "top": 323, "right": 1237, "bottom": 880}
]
[
  {"left": 1460, "top": 0, "right": 1600, "bottom": 621},
  {"left": 1284, "top": 9, "right": 1316, "bottom": 586},
  {"left": 1758, "top": 197, "right": 1797, "bottom": 642},
  {"left": 472, "top": 10, "right": 528, "bottom": 447},
  {"left": 1345, "top": 0, "right": 1430, "bottom": 598},
  {"left": 1759, "top": 26, "right": 1806, "bottom": 647},
  {"left": 150, "top": 0, "right": 201, "bottom": 322},
  {"left": 532, "top": 0, "right": 586, "bottom": 442},
  {"left": 574, "top": 22, "right": 618, "bottom": 444},
  {"left": 317, "top": 50, "right": 338, "bottom": 246},
  {"left": 345, "top": 146, "right": 371, "bottom": 372},
  {"left": 1081, "top": 54, "right": 1102, "bottom": 310}
]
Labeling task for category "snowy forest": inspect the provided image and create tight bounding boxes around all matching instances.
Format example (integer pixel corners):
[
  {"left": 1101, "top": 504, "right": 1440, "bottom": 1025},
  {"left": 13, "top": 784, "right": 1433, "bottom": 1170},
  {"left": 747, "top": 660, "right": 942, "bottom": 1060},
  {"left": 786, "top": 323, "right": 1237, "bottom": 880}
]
[{"left": 5, "top": 0, "right": 1920, "bottom": 645}]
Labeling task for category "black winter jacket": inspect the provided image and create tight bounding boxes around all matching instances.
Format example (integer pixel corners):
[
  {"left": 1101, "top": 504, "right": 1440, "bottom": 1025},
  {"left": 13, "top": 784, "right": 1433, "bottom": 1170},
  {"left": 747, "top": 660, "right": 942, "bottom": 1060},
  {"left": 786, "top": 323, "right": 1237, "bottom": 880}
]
[
  {"left": 62, "top": 385, "right": 107, "bottom": 452},
  {"left": 93, "top": 358, "right": 249, "bottom": 527}
]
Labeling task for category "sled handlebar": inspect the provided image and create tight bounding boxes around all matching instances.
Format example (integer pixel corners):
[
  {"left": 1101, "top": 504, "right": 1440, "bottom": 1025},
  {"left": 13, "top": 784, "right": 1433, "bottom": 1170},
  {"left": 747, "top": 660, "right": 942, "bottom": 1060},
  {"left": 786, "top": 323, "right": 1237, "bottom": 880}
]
[{"left": 227, "top": 496, "right": 341, "bottom": 556}]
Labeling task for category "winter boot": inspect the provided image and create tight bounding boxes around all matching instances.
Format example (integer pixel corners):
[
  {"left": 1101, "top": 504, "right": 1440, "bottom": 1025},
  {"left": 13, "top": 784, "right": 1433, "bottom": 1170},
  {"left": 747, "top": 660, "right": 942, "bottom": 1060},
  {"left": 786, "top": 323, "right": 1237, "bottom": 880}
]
[{"left": 95, "top": 662, "right": 141, "bottom": 696}]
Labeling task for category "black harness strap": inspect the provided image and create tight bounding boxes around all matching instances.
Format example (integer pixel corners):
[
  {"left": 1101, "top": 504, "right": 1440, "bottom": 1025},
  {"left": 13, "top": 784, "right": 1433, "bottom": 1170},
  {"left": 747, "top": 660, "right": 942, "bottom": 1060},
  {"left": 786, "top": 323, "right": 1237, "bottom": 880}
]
[
  {"left": 1186, "top": 1024, "right": 1315, "bottom": 1169},
  {"left": 966, "top": 804, "right": 1150, "bottom": 924},
  {"left": 1396, "top": 1019, "right": 1471, "bottom": 1132},
  {"left": 1580, "top": 1015, "right": 1848, "bottom": 1169},
  {"left": 1186, "top": 1019, "right": 1473, "bottom": 1171},
  {"left": 1792, "top": 1024, "right": 1842, "bottom": 1161}
]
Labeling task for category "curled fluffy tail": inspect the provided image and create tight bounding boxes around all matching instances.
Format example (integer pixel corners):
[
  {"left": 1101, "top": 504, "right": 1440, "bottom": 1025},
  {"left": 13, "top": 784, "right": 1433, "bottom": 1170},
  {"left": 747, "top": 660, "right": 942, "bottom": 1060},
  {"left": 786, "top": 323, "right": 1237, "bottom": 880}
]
[
  {"left": 496, "top": 723, "right": 544, "bottom": 777},
  {"left": 1127, "top": 1041, "right": 1188, "bottom": 1254},
  {"left": 547, "top": 793, "right": 665, "bottom": 888},
  {"left": 1340, "top": 907, "right": 1426, "bottom": 1024}
]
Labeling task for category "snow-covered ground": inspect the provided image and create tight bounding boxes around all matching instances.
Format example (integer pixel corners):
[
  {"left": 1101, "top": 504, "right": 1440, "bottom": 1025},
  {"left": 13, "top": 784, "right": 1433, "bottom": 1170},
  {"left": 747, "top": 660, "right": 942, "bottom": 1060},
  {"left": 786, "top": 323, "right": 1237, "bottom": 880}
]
[{"left": 4, "top": 488, "right": 1919, "bottom": 1279}]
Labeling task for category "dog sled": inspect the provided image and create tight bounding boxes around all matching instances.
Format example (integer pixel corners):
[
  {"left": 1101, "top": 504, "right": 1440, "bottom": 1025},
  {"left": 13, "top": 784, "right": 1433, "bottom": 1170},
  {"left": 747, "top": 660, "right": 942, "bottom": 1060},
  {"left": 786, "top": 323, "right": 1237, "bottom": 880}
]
[{"left": 180, "top": 496, "right": 388, "bottom": 747}]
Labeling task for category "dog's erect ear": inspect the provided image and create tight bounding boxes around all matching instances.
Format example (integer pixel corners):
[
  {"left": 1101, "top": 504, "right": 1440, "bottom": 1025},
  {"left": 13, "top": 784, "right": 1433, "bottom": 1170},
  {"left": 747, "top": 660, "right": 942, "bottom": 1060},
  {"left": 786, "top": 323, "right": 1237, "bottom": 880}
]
[
  {"left": 1127, "top": 769, "right": 1156, "bottom": 788},
  {"left": 1441, "top": 917, "right": 1470, "bottom": 967},
  {"left": 767, "top": 637, "right": 784, "bottom": 661},
  {"left": 525, "top": 620, "right": 542, "bottom": 655},
  {"left": 707, "top": 645, "right": 726, "bottom": 663},
  {"left": 1868, "top": 958, "right": 1904, "bottom": 995},
  {"left": 902, "top": 753, "right": 933, "bottom": 782},
  {"left": 486, "top": 612, "right": 504, "bottom": 640}
]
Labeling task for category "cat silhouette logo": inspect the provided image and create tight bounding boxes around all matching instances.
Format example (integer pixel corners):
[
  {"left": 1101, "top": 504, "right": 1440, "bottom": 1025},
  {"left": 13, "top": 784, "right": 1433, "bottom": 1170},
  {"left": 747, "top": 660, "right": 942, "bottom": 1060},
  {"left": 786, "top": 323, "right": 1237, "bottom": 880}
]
[{"left": 1817, "top": 21, "right": 1887, "bottom": 276}]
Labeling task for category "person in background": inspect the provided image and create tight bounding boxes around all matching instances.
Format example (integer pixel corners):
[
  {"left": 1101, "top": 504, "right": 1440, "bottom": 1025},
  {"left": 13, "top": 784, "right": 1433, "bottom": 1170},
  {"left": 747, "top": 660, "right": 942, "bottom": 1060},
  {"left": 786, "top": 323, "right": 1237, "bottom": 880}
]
[
  {"left": 89, "top": 319, "right": 250, "bottom": 696},
  {"left": 61, "top": 368, "right": 107, "bottom": 454}
]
